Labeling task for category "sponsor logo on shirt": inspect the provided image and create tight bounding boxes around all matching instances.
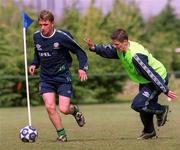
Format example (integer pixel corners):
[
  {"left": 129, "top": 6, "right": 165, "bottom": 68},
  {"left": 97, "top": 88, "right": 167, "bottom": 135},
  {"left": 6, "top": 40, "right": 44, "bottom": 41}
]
[{"left": 38, "top": 52, "right": 51, "bottom": 57}]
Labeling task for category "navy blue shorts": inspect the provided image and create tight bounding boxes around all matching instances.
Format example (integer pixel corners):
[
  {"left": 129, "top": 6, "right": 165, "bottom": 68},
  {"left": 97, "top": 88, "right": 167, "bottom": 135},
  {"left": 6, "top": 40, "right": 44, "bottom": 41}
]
[
  {"left": 39, "top": 81, "right": 73, "bottom": 98},
  {"left": 131, "top": 75, "right": 169, "bottom": 113}
]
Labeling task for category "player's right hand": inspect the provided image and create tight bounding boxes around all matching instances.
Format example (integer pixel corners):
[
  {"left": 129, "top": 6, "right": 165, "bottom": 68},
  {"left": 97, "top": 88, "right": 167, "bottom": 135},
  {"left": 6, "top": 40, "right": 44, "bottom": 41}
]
[
  {"left": 28, "top": 65, "right": 36, "bottom": 75},
  {"left": 84, "top": 38, "right": 95, "bottom": 51}
]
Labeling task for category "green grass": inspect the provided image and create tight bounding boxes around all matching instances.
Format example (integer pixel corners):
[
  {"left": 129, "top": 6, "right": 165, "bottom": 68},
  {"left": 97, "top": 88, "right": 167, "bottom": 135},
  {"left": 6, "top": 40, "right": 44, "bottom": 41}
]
[{"left": 0, "top": 102, "right": 180, "bottom": 150}]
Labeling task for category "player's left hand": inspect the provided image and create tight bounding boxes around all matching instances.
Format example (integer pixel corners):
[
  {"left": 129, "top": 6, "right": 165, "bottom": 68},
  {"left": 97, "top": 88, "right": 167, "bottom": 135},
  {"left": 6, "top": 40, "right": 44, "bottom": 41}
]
[
  {"left": 167, "top": 90, "right": 177, "bottom": 101},
  {"left": 78, "top": 69, "right": 88, "bottom": 82}
]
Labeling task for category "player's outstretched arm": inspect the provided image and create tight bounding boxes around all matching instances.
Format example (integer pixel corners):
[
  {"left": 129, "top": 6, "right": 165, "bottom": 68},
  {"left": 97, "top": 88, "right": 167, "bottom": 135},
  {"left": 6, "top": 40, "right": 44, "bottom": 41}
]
[{"left": 84, "top": 37, "right": 118, "bottom": 59}]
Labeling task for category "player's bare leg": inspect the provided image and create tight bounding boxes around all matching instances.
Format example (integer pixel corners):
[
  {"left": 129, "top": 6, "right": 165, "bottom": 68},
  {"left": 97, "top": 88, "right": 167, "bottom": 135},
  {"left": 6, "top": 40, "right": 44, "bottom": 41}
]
[
  {"left": 59, "top": 96, "right": 85, "bottom": 127},
  {"left": 42, "top": 93, "right": 66, "bottom": 142},
  {"left": 43, "top": 93, "right": 63, "bottom": 129}
]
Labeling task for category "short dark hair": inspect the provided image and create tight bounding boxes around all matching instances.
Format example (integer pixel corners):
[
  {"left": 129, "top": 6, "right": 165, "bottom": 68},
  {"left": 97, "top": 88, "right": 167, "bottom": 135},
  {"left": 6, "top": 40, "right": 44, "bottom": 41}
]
[
  {"left": 38, "top": 10, "right": 54, "bottom": 22},
  {"left": 111, "top": 28, "right": 128, "bottom": 42}
]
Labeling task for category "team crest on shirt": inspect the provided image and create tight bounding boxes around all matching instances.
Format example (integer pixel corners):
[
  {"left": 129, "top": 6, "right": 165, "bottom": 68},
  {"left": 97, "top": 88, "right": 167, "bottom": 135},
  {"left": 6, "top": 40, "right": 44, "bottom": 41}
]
[
  {"left": 36, "top": 44, "right": 42, "bottom": 51},
  {"left": 53, "top": 42, "right": 60, "bottom": 49}
]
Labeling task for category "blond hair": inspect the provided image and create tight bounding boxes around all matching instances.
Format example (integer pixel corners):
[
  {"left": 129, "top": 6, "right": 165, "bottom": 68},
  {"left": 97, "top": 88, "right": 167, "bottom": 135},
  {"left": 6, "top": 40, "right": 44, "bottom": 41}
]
[{"left": 38, "top": 10, "right": 54, "bottom": 22}]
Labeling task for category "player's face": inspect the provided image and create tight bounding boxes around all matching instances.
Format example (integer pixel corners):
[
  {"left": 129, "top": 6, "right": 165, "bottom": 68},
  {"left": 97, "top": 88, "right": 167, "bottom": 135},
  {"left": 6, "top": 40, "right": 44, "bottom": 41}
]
[
  {"left": 112, "top": 40, "right": 128, "bottom": 52},
  {"left": 39, "top": 20, "right": 54, "bottom": 37}
]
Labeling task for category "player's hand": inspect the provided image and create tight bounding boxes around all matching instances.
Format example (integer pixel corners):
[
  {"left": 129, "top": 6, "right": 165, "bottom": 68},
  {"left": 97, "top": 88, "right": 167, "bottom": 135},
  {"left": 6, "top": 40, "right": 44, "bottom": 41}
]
[
  {"left": 84, "top": 38, "right": 95, "bottom": 51},
  {"left": 166, "top": 90, "right": 177, "bottom": 101},
  {"left": 28, "top": 65, "right": 36, "bottom": 75},
  {"left": 78, "top": 69, "right": 88, "bottom": 82}
]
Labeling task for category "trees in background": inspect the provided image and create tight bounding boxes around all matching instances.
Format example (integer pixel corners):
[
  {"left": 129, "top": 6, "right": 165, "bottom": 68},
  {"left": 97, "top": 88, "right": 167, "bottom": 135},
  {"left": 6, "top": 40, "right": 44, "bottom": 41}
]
[
  {"left": 0, "top": 0, "right": 180, "bottom": 106},
  {"left": 144, "top": 3, "right": 180, "bottom": 72},
  {"left": 0, "top": 1, "right": 40, "bottom": 106}
]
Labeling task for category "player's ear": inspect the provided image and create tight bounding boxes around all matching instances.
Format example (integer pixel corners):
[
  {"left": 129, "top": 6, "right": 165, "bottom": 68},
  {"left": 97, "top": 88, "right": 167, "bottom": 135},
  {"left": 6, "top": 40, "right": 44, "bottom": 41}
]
[{"left": 51, "top": 21, "right": 55, "bottom": 27}]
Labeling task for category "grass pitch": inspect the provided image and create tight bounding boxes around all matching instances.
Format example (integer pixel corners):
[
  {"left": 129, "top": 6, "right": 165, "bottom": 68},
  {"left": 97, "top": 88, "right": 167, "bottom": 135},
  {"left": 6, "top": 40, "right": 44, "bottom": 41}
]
[{"left": 0, "top": 102, "right": 180, "bottom": 150}]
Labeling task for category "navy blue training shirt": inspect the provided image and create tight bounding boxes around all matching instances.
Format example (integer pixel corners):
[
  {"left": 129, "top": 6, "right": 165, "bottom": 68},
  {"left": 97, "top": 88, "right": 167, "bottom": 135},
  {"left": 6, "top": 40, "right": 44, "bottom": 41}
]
[{"left": 32, "top": 29, "right": 88, "bottom": 82}]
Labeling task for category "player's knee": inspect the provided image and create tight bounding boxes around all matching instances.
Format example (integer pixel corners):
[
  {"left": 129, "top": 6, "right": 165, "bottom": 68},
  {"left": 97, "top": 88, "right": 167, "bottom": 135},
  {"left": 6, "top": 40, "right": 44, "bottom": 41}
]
[
  {"left": 131, "top": 103, "right": 140, "bottom": 112},
  {"left": 45, "top": 104, "right": 56, "bottom": 115},
  {"left": 59, "top": 106, "right": 69, "bottom": 115}
]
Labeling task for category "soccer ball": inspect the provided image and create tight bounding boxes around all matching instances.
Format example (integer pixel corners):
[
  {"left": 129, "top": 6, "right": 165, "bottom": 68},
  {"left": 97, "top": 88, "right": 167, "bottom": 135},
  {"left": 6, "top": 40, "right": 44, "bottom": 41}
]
[{"left": 19, "top": 125, "right": 38, "bottom": 143}]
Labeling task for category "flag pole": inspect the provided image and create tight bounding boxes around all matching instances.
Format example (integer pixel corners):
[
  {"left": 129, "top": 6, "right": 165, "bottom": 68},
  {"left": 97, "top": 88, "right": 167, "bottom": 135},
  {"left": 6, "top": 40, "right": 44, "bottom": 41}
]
[{"left": 23, "top": 27, "right": 32, "bottom": 126}]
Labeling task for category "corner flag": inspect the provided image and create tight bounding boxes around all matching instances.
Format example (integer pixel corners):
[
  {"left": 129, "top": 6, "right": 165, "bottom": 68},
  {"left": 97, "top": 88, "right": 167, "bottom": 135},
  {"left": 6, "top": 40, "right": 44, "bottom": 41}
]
[
  {"left": 22, "top": 12, "right": 33, "bottom": 29},
  {"left": 22, "top": 11, "right": 33, "bottom": 126}
]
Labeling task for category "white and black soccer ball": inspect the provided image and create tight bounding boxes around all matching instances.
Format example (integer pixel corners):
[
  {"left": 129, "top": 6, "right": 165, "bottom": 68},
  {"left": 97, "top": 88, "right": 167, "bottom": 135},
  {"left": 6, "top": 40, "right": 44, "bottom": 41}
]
[{"left": 19, "top": 125, "right": 38, "bottom": 143}]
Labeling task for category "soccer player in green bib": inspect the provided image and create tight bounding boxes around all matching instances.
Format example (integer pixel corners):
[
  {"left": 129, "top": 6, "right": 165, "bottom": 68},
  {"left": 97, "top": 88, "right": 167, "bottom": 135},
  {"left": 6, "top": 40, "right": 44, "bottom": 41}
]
[{"left": 85, "top": 28, "right": 177, "bottom": 139}]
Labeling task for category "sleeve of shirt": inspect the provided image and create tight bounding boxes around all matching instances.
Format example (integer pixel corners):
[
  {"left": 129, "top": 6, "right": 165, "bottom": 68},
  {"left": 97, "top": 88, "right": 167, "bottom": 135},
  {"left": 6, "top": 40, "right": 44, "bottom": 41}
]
[
  {"left": 94, "top": 44, "right": 119, "bottom": 59},
  {"left": 132, "top": 53, "right": 169, "bottom": 94},
  {"left": 60, "top": 32, "right": 88, "bottom": 71},
  {"left": 31, "top": 35, "right": 40, "bottom": 69}
]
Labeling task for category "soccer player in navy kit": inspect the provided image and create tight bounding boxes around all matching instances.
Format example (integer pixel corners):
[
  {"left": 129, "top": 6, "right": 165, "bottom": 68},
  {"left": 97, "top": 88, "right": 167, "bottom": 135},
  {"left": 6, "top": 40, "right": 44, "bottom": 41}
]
[{"left": 29, "top": 10, "right": 88, "bottom": 142}]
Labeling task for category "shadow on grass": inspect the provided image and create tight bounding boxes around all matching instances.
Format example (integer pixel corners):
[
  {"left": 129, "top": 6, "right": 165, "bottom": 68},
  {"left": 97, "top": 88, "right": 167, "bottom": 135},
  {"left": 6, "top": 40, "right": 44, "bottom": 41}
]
[
  {"left": 69, "top": 136, "right": 174, "bottom": 142},
  {"left": 69, "top": 137, "right": 136, "bottom": 142},
  {"left": 40, "top": 136, "right": 174, "bottom": 143}
]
